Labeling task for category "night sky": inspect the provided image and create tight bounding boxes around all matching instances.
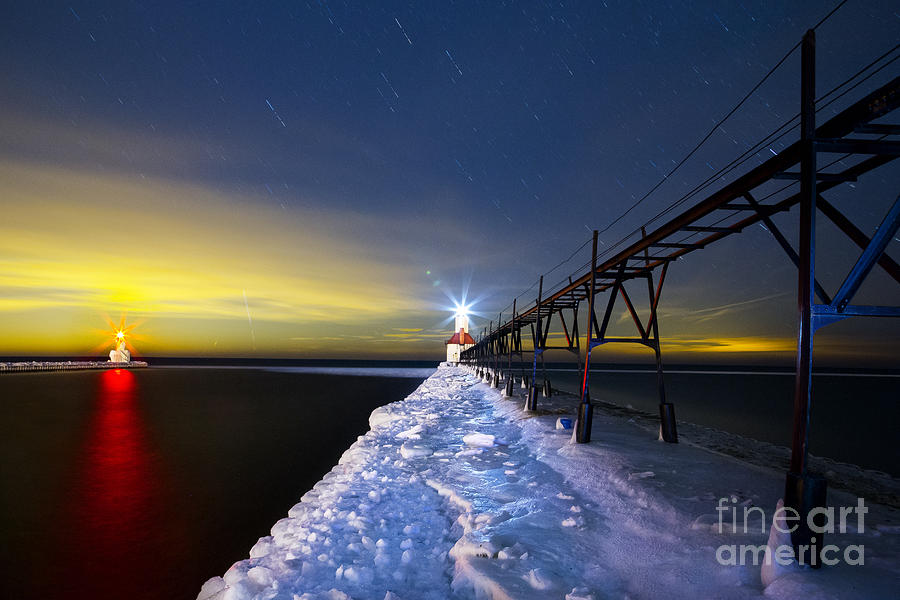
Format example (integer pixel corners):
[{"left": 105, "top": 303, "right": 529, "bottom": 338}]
[{"left": 1, "top": 1, "right": 897, "bottom": 363}]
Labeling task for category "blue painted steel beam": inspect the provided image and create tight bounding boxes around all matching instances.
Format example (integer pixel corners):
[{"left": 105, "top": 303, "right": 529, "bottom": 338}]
[
  {"left": 831, "top": 194, "right": 900, "bottom": 312},
  {"left": 814, "top": 304, "right": 900, "bottom": 317}
]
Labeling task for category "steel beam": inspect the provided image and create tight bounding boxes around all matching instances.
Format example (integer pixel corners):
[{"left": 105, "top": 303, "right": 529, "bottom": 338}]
[
  {"left": 773, "top": 171, "right": 857, "bottom": 182},
  {"left": 576, "top": 231, "right": 599, "bottom": 443},
  {"left": 791, "top": 28, "right": 816, "bottom": 478},
  {"left": 816, "top": 195, "right": 900, "bottom": 285},
  {"left": 831, "top": 194, "right": 900, "bottom": 311},
  {"left": 745, "top": 192, "right": 832, "bottom": 305},
  {"left": 815, "top": 138, "right": 900, "bottom": 155},
  {"left": 854, "top": 123, "right": 900, "bottom": 135},
  {"left": 786, "top": 30, "right": 828, "bottom": 567}
]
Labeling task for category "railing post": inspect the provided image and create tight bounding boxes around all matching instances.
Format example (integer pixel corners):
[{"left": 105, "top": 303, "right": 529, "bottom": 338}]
[
  {"left": 786, "top": 28, "right": 827, "bottom": 567},
  {"left": 576, "top": 231, "right": 598, "bottom": 443}
]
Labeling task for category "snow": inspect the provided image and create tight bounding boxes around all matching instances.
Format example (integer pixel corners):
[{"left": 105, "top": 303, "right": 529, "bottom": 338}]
[{"left": 199, "top": 364, "right": 900, "bottom": 600}]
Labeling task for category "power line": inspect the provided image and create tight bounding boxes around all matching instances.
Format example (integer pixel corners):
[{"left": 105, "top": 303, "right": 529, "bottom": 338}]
[
  {"left": 489, "top": 0, "right": 882, "bottom": 322},
  {"left": 592, "top": 0, "right": 852, "bottom": 242},
  {"left": 811, "top": 0, "right": 848, "bottom": 30},
  {"left": 592, "top": 41, "right": 899, "bottom": 267},
  {"left": 592, "top": 40, "right": 801, "bottom": 240}
]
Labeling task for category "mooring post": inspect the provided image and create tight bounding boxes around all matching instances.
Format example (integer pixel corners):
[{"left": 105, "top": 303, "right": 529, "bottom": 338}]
[
  {"left": 483, "top": 327, "right": 489, "bottom": 380},
  {"left": 505, "top": 300, "right": 517, "bottom": 396},
  {"left": 650, "top": 299, "right": 677, "bottom": 443},
  {"left": 786, "top": 29, "right": 827, "bottom": 567},
  {"left": 486, "top": 322, "right": 493, "bottom": 383},
  {"left": 477, "top": 328, "right": 484, "bottom": 377},
  {"left": 492, "top": 314, "right": 501, "bottom": 388},
  {"left": 541, "top": 352, "right": 551, "bottom": 397},
  {"left": 643, "top": 225, "right": 677, "bottom": 444},
  {"left": 526, "top": 276, "right": 543, "bottom": 411},
  {"left": 576, "top": 230, "right": 599, "bottom": 443}
]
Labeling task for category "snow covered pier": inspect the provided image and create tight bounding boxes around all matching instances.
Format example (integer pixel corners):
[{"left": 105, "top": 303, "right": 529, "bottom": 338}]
[
  {"left": 199, "top": 364, "right": 900, "bottom": 600},
  {"left": 0, "top": 360, "right": 148, "bottom": 373}
]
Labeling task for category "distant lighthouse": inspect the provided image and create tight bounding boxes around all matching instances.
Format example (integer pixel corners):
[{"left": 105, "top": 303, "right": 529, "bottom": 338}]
[
  {"left": 108, "top": 330, "right": 132, "bottom": 363},
  {"left": 445, "top": 306, "right": 475, "bottom": 363}
]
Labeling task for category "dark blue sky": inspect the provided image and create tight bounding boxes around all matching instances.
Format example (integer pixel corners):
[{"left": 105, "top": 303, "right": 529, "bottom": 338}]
[{"left": 0, "top": 1, "right": 897, "bottom": 361}]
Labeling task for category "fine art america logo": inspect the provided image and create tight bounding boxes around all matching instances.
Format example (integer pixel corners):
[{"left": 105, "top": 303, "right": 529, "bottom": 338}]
[{"left": 714, "top": 496, "right": 867, "bottom": 567}]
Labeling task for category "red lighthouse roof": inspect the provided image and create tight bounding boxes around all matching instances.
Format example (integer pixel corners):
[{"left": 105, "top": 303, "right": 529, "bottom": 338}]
[{"left": 446, "top": 328, "right": 475, "bottom": 345}]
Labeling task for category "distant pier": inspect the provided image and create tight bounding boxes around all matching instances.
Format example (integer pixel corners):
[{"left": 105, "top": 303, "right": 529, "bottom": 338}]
[{"left": 0, "top": 361, "right": 148, "bottom": 374}]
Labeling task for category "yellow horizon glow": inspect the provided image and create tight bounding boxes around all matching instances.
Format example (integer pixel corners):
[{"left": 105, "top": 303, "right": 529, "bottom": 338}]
[
  {"left": 2, "top": 156, "right": 895, "bottom": 363},
  {"left": 0, "top": 159, "right": 454, "bottom": 356}
]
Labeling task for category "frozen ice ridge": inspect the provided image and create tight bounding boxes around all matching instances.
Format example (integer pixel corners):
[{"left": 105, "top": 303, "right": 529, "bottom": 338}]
[{"left": 199, "top": 364, "right": 900, "bottom": 600}]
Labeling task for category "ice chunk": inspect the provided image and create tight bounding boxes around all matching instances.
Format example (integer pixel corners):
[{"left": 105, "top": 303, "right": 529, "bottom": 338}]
[
  {"left": 761, "top": 498, "right": 801, "bottom": 587},
  {"left": 343, "top": 565, "right": 374, "bottom": 585},
  {"left": 566, "top": 587, "right": 597, "bottom": 600},
  {"left": 369, "top": 406, "right": 401, "bottom": 428},
  {"left": 455, "top": 447, "right": 485, "bottom": 457},
  {"left": 249, "top": 536, "right": 272, "bottom": 558},
  {"left": 246, "top": 566, "right": 274, "bottom": 587},
  {"left": 196, "top": 577, "right": 226, "bottom": 600},
  {"left": 396, "top": 424, "right": 424, "bottom": 439},
  {"left": 449, "top": 534, "right": 498, "bottom": 559},
  {"left": 400, "top": 442, "right": 433, "bottom": 458},
  {"left": 463, "top": 432, "right": 495, "bottom": 447},
  {"left": 374, "top": 550, "right": 391, "bottom": 568},
  {"left": 524, "top": 568, "right": 555, "bottom": 590}
]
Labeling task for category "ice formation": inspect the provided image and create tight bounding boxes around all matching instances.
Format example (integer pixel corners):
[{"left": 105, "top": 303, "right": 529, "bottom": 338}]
[{"left": 199, "top": 364, "right": 900, "bottom": 600}]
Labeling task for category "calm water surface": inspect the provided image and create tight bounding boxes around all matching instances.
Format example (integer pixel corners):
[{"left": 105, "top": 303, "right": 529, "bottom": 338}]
[
  {"left": 0, "top": 366, "right": 430, "bottom": 600},
  {"left": 1, "top": 364, "right": 897, "bottom": 599},
  {"left": 543, "top": 366, "right": 899, "bottom": 476}
]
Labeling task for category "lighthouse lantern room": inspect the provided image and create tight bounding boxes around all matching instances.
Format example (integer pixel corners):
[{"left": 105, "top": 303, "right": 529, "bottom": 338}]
[{"left": 445, "top": 307, "right": 475, "bottom": 363}]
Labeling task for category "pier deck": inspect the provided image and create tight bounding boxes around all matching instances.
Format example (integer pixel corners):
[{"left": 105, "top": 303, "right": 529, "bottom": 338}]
[{"left": 0, "top": 361, "right": 148, "bottom": 373}]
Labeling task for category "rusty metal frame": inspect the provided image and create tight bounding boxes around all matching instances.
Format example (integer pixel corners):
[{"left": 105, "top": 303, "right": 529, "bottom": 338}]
[{"left": 461, "top": 33, "right": 899, "bottom": 469}]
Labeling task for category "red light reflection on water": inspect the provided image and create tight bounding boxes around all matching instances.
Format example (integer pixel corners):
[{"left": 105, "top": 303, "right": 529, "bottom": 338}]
[
  {"left": 78, "top": 370, "right": 152, "bottom": 533},
  {"left": 56, "top": 369, "right": 179, "bottom": 600}
]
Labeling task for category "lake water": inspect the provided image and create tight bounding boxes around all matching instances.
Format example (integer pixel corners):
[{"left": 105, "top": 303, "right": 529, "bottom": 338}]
[
  {"left": 0, "top": 365, "right": 432, "bottom": 600},
  {"left": 0, "top": 362, "right": 896, "bottom": 599},
  {"left": 528, "top": 365, "right": 899, "bottom": 476}
]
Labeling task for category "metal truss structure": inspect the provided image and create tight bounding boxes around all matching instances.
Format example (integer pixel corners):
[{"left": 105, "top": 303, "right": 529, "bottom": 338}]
[{"left": 460, "top": 30, "right": 899, "bottom": 555}]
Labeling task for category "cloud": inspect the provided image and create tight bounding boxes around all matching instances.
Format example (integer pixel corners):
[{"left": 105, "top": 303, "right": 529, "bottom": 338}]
[
  {"left": 0, "top": 158, "right": 476, "bottom": 355},
  {"left": 660, "top": 335, "right": 796, "bottom": 353},
  {"left": 675, "top": 292, "right": 791, "bottom": 324}
]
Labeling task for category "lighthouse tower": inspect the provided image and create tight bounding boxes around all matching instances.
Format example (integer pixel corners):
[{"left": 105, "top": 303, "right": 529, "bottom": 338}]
[{"left": 445, "top": 310, "right": 475, "bottom": 363}]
